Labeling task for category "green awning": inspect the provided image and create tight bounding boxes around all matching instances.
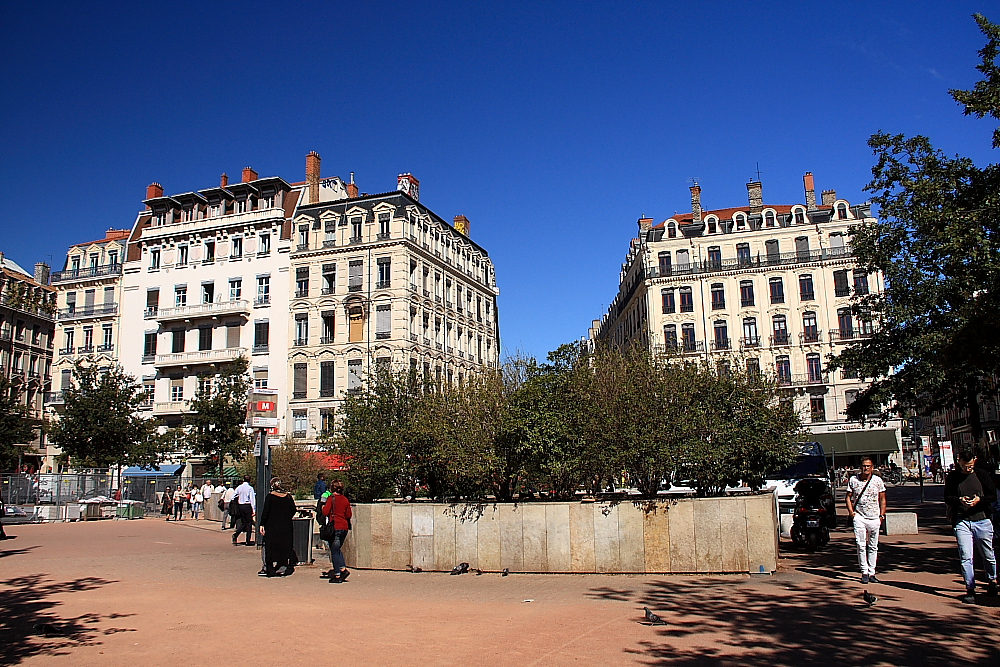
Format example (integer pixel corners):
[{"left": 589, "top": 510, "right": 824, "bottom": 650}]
[{"left": 812, "top": 429, "right": 901, "bottom": 455}]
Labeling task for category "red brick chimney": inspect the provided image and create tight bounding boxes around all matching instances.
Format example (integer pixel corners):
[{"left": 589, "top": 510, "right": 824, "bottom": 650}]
[
  {"left": 146, "top": 183, "right": 163, "bottom": 199},
  {"left": 803, "top": 172, "right": 817, "bottom": 210},
  {"left": 453, "top": 215, "right": 471, "bottom": 237},
  {"left": 220, "top": 173, "right": 229, "bottom": 187},
  {"left": 241, "top": 167, "right": 258, "bottom": 183},
  {"left": 690, "top": 183, "right": 703, "bottom": 223},
  {"left": 306, "top": 152, "right": 321, "bottom": 204},
  {"left": 347, "top": 171, "right": 358, "bottom": 198}
]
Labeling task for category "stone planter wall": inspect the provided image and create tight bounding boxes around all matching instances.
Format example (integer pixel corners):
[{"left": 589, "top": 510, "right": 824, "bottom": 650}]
[{"left": 342, "top": 494, "right": 778, "bottom": 574}]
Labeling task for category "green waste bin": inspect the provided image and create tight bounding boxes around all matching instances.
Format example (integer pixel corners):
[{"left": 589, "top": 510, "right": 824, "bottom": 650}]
[{"left": 116, "top": 502, "right": 145, "bottom": 519}]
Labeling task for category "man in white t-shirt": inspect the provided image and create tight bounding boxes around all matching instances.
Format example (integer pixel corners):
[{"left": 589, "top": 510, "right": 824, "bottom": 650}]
[
  {"left": 846, "top": 457, "right": 887, "bottom": 584},
  {"left": 221, "top": 482, "right": 237, "bottom": 530}
]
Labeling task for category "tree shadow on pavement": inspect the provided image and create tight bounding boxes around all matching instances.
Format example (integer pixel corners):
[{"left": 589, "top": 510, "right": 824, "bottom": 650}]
[
  {"left": 627, "top": 578, "right": 999, "bottom": 667},
  {"left": 0, "top": 574, "right": 122, "bottom": 666},
  {"left": 0, "top": 546, "right": 38, "bottom": 560}
]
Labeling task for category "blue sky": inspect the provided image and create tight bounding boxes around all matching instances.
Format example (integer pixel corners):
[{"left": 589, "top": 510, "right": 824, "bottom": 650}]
[{"left": 1, "top": 1, "right": 997, "bottom": 360}]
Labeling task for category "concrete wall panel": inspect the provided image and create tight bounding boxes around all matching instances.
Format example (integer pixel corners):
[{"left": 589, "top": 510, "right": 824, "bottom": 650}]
[
  {"left": 618, "top": 502, "right": 646, "bottom": 573},
  {"left": 390, "top": 504, "right": 412, "bottom": 570},
  {"left": 433, "top": 505, "right": 457, "bottom": 571},
  {"left": 668, "top": 499, "right": 697, "bottom": 572},
  {"left": 477, "top": 506, "right": 502, "bottom": 571},
  {"left": 545, "top": 503, "right": 571, "bottom": 572},
  {"left": 370, "top": 503, "right": 393, "bottom": 569},
  {"left": 569, "top": 503, "right": 596, "bottom": 572},
  {"left": 521, "top": 504, "right": 548, "bottom": 572},
  {"left": 593, "top": 504, "right": 621, "bottom": 573},
  {"left": 643, "top": 503, "right": 671, "bottom": 573},
  {"left": 498, "top": 504, "right": 524, "bottom": 571}
]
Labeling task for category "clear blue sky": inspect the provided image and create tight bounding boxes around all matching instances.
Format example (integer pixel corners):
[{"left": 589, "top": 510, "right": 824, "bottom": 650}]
[{"left": 1, "top": 1, "right": 996, "bottom": 360}]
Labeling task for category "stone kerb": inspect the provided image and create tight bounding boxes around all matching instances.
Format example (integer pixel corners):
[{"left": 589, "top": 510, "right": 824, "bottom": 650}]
[{"left": 342, "top": 494, "right": 778, "bottom": 575}]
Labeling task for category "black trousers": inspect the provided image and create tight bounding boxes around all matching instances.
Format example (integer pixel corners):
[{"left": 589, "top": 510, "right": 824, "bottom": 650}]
[{"left": 233, "top": 504, "right": 254, "bottom": 543}]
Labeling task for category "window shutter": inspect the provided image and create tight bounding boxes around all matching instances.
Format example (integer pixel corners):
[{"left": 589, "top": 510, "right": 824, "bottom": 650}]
[
  {"left": 320, "top": 361, "right": 335, "bottom": 394},
  {"left": 227, "top": 325, "right": 240, "bottom": 348},
  {"left": 376, "top": 305, "right": 391, "bottom": 333},
  {"left": 294, "top": 363, "right": 307, "bottom": 396}
]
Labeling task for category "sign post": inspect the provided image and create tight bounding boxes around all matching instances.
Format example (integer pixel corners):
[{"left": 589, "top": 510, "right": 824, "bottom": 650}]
[{"left": 247, "top": 390, "right": 279, "bottom": 548}]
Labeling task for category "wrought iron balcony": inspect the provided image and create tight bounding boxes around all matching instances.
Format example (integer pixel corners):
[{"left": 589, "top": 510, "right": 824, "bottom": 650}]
[
  {"left": 44, "top": 391, "right": 65, "bottom": 405},
  {"left": 295, "top": 289, "right": 309, "bottom": 298},
  {"left": 647, "top": 247, "right": 854, "bottom": 279},
  {"left": 829, "top": 329, "right": 875, "bottom": 343},
  {"left": 349, "top": 284, "right": 362, "bottom": 292},
  {"left": 57, "top": 303, "right": 118, "bottom": 320},
  {"left": 51, "top": 264, "right": 122, "bottom": 283},
  {"left": 254, "top": 295, "right": 271, "bottom": 306},
  {"left": 58, "top": 346, "right": 75, "bottom": 356},
  {"left": 710, "top": 340, "right": 731, "bottom": 351},
  {"left": 252, "top": 344, "right": 269, "bottom": 354},
  {"left": 376, "top": 332, "right": 390, "bottom": 340},
  {"left": 770, "top": 333, "right": 790, "bottom": 346},
  {"left": 376, "top": 281, "right": 391, "bottom": 289}
]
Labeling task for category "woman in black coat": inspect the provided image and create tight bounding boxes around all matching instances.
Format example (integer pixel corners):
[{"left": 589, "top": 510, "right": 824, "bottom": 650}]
[{"left": 259, "top": 478, "right": 297, "bottom": 577}]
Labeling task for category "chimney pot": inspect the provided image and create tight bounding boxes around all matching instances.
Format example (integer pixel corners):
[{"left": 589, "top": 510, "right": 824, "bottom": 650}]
[
  {"left": 453, "top": 215, "right": 471, "bottom": 237},
  {"left": 746, "top": 181, "right": 763, "bottom": 214},
  {"left": 220, "top": 172, "right": 229, "bottom": 187},
  {"left": 803, "top": 172, "right": 817, "bottom": 210},
  {"left": 305, "top": 151, "right": 322, "bottom": 204},
  {"left": 637, "top": 216, "right": 654, "bottom": 232},
  {"left": 821, "top": 189, "right": 837, "bottom": 206},
  {"left": 146, "top": 182, "right": 164, "bottom": 200},
  {"left": 241, "top": 167, "right": 258, "bottom": 183},
  {"left": 690, "top": 184, "right": 703, "bottom": 223}
]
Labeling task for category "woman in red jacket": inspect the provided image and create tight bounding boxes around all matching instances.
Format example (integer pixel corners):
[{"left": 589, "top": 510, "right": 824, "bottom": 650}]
[{"left": 322, "top": 479, "right": 353, "bottom": 583}]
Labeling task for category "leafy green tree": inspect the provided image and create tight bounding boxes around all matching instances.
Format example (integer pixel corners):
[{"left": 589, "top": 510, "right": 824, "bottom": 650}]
[
  {"left": 47, "top": 362, "right": 159, "bottom": 468},
  {"left": 828, "top": 14, "right": 1000, "bottom": 449},
  {"left": 0, "top": 374, "right": 37, "bottom": 471},
  {"left": 186, "top": 357, "right": 253, "bottom": 476}
]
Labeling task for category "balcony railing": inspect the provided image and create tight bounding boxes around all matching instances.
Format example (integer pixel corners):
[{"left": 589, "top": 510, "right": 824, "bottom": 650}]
[
  {"left": 777, "top": 373, "right": 829, "bottom": 387},
  {"left": 648, "top": 247, "right": 853, "bottom": 279},
  {"left": 57, "top": 303, "right": 118, "bottom": 320},
  {"left": 835, "top": 287, "right": 851, "bottom": 297},
  {"left": 829, "top": 329, "right": 875, "bottom": 343},
  {"left": 376, "top": 233, "right": 390, "bottom": 241},
  {"left": 154, "top": 347, "right": 248, "bottom": 367},
  {"left": 296, "top": 244, "right": 309, "bottom": 252},
  {"left": 294, "top": 338, "right": 308, "bottom": 346},
  {"left": 348, "top": 284, "right": 362, "bottom": 292},
  {"left": 156, "top": 300, "right": 250, "bottom": 321},
  {"left": 97, "top": 344, "right": 113, "bottom": 353},
  {"left": 78, "top": 345, "right": 95, "bottom": 354},
  {"left": 295, "top": 290, "right": 309, "bottom": 298},
  {"left": 153, "top": 401, "right": 193, "bottom": 416},
  {"left": 252, "top": 344, "right": 269, "bottom": 354},
  {"left": 51, "top": 264, "right": 122, "bottom": 283},
  {"left": 376, "top": 332, "right": 390, "bottom": 340},
  {"left": 44, "top": 391, "right": 65, "bottom": 405},
  {"left": 349, "top": 236, "right": 362, "bottom": 245},
  {"left": 800, "top": 331, "right": 822, "bottom": 344},
  {"left": 410, "top": 333, "right": 419, "bottom": 342},
  {"left": 710, "top": 340, "right": 731, "bottom": 351},
  {"left": 770, "top": 334, "right": 790, "bottom": 346},
  {"left": 423, "top": 289, "right": 430, "bottom": 298},
  {"left": 58, "top": 346, "right": 75, "bottom": 356},
  {"left": 323, "top": 240, "right": 336, "bottom": 248},
  {"left": 320, "top": 336, "right": 335, "bottom": 344},
  {"left": 741, "top": 336, "right": 761, "bottom": 348},
  {"left": 254, "top": 295, "right": 271, "bottom": 306},
  {"left": 321, "top": 287, "right": 335, "bottom": 295},
  {"left": 320, "top": 389, "right": 336, "bottom": 398},
  {"left": 376, "top": 281, "right": 391, "bottom": 289}
]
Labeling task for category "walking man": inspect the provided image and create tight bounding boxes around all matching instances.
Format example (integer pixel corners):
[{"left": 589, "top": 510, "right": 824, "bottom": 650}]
[
  {"left": 221, "top": 481, "right": 236, "bottom": 530},
  {"left": 944, "top": 447, "right": 998, "bottom": 604},
  {"left": 313, "top": 473, "right": 327, "bottom": 500},
  {"left": 846, "top": 457, "right": 887, "bottom": 584},
  {"left": 232, "top": 475, "right": 256, "bottom": 546}
]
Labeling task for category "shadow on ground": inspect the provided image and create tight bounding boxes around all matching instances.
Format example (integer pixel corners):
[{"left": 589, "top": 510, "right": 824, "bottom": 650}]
[
  {"left": 0, "top": 573, "right": 127, "bottom": 666},
  {"left": 622, "top": 577, "right": 998, "bottom": 667}
]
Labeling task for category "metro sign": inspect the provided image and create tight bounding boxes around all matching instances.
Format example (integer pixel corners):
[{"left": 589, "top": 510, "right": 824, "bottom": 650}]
[{"left": 247, "top": 389, "right": 279, "bottom": 428}]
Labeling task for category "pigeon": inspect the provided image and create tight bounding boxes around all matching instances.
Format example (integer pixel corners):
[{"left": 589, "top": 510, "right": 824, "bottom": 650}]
[
  {"left": 501, "top": 568, "right": 510, "bottom": 577},
  {"left": 475, "top": 568, "right": 483, "bottom": 576},
  {"left": 405, "top": 564, "right": 422, "bottom": 573},
  {"left": 450, "top": 565, "right": 463, "bottom": 575},
  {"left": 644, "top": 607, "right": 665, "bottom": 625},
  {"left": 863, "top": 590, "right": 877, "bottom": 607},
  {"left": 459, "top": 562, "right": 470, "bottom": 574}
]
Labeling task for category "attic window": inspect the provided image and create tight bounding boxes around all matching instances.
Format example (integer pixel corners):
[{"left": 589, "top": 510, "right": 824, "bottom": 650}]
[
  {"left": 667, "top": 221, "right": 677, "bottom": 238},
  {"left": 794, "top": 208, "right": 805, "bottom": 225},
  {"left": 764, "top": 211, "right": 776, "bottom": 228},
  {"left": 735, "top": 214, "right": 747, "bottom": 230},
  {"left": 707, "top": 217, "right": 718, "bottom": 234},
  {"left": 837, "top": 203, "right": 849, "bottom": 220}
]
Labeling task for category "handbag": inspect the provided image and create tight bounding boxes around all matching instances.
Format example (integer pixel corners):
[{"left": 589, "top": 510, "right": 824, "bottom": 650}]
[{"left": 319, "top": 521, "right": 337, "bottom": 542}]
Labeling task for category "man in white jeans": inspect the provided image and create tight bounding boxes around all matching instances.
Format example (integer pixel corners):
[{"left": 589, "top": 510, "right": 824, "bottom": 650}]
[{"left": 845, "top": 457, "right": 887, "bottom": 584}]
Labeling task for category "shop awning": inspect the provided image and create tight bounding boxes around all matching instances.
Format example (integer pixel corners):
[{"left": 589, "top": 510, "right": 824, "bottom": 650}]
[
  {"left": 122, "top": 464, "right": 184, "bottom": 477},
  {"left": 812, "top": 429, "right": 901, "bottom": 456}
]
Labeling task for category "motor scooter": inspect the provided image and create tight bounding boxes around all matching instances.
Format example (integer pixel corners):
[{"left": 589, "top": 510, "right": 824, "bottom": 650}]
[{"left": 790, "top": 477, "right": 836, "bottom": 551}]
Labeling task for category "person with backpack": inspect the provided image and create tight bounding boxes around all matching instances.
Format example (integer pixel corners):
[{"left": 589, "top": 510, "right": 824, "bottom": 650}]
[
  {"left": 321, "top": 479, "right": 352, "bottom": 583},
  {"left": 944, "top": 447, "right": 998, "bottom": 604}
]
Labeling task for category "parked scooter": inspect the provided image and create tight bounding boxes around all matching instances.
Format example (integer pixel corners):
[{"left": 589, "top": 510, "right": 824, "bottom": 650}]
[{"left": 790, "top": 477, "right": 836, "bottom": 551}]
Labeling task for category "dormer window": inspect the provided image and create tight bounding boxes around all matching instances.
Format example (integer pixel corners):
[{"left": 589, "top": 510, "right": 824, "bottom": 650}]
[
  {"left": 764, "top": 211, "right": 776, "bottom": 228},
  {"left": 667, "top": 221, "right": 677, "bottom": 238},
  {"left": 837, "top": 203, "right": 849, "bottom": 219},
  {"left": 262, "top": 194, "right": 275, "bottom": 209},
  {"left": 735, "top": 214, "right": 747, "bottom": 230},
  {"left": 707, "top": 217, "right": 718, "bottom": 234},
  {"left": 211, "top": 203, "right": 221, "bottom": 217}
]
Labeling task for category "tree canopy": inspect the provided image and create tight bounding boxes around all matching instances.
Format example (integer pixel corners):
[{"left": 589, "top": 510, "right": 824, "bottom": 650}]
[
  {"left": 828, "top": 13, "right": 1000, "bottom": 444},
  {"left": 186, "top": 356, "right": 253, "bottom": 475},
  {"left": 0, "top": 374, "right": 37, "bottom": 471},
  {"left": 47, "top": 362, "right": 160, "bottom": 469}
]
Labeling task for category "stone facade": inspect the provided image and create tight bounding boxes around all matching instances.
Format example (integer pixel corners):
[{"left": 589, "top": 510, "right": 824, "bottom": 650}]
[
  {"left": 0, "top": 253, "right": 55, "bottom": 469},
  {"left": 594, "top": 174, "right": 904, "bottom": 459},
  {"left": 285, "top": 175, "right": 500, "bottom": 445}
]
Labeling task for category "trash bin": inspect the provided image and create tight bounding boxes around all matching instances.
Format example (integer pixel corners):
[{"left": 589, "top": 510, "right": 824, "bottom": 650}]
[
  {"left": 292, "top": 516, "right": 313, "bottom": 565},
  {"left": 116, "top": 502, "right": 145, "bottom": 519}
]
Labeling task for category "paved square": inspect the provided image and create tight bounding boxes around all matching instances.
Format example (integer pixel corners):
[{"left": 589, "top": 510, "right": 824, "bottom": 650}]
[{"left": 1, "top": 495, "right": 998, "bottom": 666}]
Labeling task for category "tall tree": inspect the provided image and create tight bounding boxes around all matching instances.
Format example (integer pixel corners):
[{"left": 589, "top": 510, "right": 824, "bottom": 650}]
[
  {"left": 0, "top": 374, "right": 37, "bottom": 471},
  {"left": 186, "top": 357, "right": 253, "bottom": 475},
  {"left": 47, "top": 362, "right": 159, "bottom": 468},
  {"left": 829, "top": 14, "right": 1000, "bottom": 448}
]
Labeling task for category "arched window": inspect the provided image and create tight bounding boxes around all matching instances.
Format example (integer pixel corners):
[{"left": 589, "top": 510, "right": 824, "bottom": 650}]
[
  {"left": 679, "top": 286, "right": 694, "bottom": 313},
  {"left": 837, "top": 307, "right": 854, "bottom": 339},
  {"left": 707, "top": 246, "right": 722, "bottom": 268},
  {"left": 806, "top": 353, "right": 823, "bottom": 382},
  {"left": 794, "top": 208, "right": 805, "bottom": 225},
  {"left": 668, "top": 221, "right": 677, "bottom": 238},
  {"left": 735, "top": 213, "right": 747, "bottom": 230},
  {"left": 707, "top": 217, "right": 718, "bottom": 234},
  {"left": 765, "top": 211, "right": 776, "bottom": 228},
  {"left": 657, "top": 251, "right": 671, "bottom": 275},
  {"left": 739, "top": 280, "right": 755, "bottom": 307},
  {"left": 661, "top": 288, "right": 675, "bottom": 314},
  {"left": 664, "top": 324, "right": 677, "bottom": 350},
  {"left": 713, "top": 320, "right": 729, "bottom": 350},
  {"left": 742, "top": 317, "right": 759, "bottom": 346},
  {"left": 837, "top": 203, "right": 848, "bottom": 219},
  {"left": 776, "top": 356, "right": 791, "bottom": 384}
]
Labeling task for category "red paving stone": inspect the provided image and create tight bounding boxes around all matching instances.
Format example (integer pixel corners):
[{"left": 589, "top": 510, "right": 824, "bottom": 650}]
[{"left": 1, "top": 493, "right": 998, "bottom": 667}]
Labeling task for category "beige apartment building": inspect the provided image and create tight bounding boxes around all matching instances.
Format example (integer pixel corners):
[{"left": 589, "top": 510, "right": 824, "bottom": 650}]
[
  {"left": 594, "top": 173, "right": 903, "bottom": 461},
  {"left": 286, "top": 162, "right": 500, "bottom": 445}
]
